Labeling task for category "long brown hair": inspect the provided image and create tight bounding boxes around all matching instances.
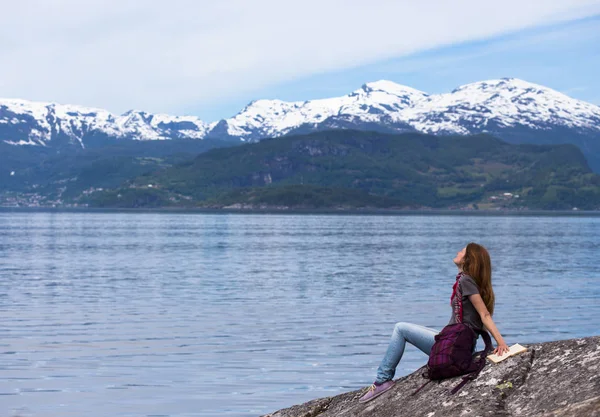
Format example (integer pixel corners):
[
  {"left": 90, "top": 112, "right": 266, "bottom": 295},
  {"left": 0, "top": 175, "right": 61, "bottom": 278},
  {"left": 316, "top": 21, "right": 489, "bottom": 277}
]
[{"left": 461, "top": 242, "right": 495, "bottom": 316}]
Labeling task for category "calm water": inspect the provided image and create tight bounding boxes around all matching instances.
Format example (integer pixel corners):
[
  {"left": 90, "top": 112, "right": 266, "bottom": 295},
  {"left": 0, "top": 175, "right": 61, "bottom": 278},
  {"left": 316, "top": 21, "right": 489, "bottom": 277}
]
[{"left": 1, "top": 212, "right": 599, "bottom": 417}]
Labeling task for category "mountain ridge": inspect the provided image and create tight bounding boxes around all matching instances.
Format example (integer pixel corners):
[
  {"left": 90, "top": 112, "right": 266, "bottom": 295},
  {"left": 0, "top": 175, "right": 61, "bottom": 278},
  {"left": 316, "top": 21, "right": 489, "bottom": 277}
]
[
  {"left": 3, "top": 78, "right": 600, "bottom": 172},
  {"left": 222, "top": 78, "right": 600, "bottom": 140},
  {"left": 2, "top": 78, "right": 599, "bottom": 144},
  {"left": 84, "top": 130, "right": 600, "bottom": 210}
]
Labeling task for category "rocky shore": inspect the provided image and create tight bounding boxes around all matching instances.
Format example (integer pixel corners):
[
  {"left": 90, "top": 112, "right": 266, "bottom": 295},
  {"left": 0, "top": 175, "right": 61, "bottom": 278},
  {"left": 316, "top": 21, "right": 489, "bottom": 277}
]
[{"left": 263, "top": 335, "right": 600, "bottom": 417}]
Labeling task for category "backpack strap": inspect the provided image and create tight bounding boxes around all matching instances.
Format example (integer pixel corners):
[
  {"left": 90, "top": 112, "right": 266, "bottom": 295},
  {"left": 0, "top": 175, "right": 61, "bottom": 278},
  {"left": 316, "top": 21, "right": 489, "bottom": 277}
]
[
  {"left": 411, "top": 368, "right": 441, "bottom": 396},
  {"left": 449, "top": 329, "right": 494, "bottom": 395},
  {"left": 411, "top": 379, "right": 432, "bottom": 396},
  {"left": 450, "top": 373, "right": 475, "bottom": 394},
  {"left": 475, "top": 328, "right": 494, "bottom": 353}
]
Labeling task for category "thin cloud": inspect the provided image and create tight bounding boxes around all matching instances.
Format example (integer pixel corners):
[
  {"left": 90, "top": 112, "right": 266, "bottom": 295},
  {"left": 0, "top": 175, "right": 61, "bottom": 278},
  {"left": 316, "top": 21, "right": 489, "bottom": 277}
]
[
  {"left": 589, "top": 97, "right": 600, "bottom": 105},
  {"left": 374, "top": 15, "right": 599, "bottom": 78},
  {"left": 563, "top": 87, "right": 589, "bottom": 94},
  {"left": 1, "top": 0, "right": 599, "bottom": 115}
]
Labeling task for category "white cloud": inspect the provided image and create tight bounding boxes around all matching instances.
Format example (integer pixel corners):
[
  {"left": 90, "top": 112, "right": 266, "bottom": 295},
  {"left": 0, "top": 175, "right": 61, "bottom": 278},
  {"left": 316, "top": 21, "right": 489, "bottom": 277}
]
[{"left": 0, "top": 0, "right": 599, "bottom": 117}]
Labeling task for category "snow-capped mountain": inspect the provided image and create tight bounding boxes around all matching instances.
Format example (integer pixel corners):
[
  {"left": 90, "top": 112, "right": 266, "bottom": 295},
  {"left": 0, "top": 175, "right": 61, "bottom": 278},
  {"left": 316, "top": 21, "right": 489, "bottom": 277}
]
[
  {"left": 402, "top": 78, "right": 600, "bottom": 135},
  {"left": 215, "top": 78, "right": 600, "bottom": 172},
  {"left": 220, "top": 80, "right": 428, "bottom": 140},
  {"left": 218, "top": 78, "right": 600, "bottom": 141},
  {"left": 2, "top": 78, "right": 600, "bottom": 170},
  {"left": 0, "top": 99, "right": 212, "bottom": 147}
]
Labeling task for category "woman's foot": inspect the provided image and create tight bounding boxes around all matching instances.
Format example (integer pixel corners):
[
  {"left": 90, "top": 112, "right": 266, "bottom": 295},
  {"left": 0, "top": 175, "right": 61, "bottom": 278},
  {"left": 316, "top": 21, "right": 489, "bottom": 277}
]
[{"left": 358, "top": 380, "right": 395, "bottom": 403}]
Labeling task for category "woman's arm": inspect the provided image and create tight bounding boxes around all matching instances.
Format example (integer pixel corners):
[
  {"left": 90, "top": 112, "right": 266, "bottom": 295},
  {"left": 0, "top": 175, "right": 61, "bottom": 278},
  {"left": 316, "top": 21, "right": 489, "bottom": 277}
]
[{"left": 468, "top": 294, "right": 510, "bottom": 356}]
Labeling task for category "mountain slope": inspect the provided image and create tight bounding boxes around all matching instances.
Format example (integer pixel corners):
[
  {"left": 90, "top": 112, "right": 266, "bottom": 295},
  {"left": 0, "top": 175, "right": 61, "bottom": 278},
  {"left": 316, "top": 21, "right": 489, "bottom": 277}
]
[
  {"left": 217, "top": 78, "right": 600, "bottom": 172},
  {"left": 3, "top": 78, "right": 600, "bottom": 172},
  {"left": 216, "top": 81, "right": 427, "bottom": 140},
  {"left": 220, "top": 78, "right": 600, "bottom": 139},
  {"left": 0, "top": 138, "right": 236, "bottom": 206},
  {"left": 4, "top": 78, "right": 599, "bottom": 144},
  {"left": 0, "top": 99, "right": 214, "bottom": 148},
  {"left": 87, "top": 130, "right": 600, "bottom": 210}
]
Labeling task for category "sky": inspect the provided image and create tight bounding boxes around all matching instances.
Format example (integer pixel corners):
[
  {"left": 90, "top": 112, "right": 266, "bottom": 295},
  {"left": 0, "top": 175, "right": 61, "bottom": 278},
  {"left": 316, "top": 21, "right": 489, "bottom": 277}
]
[{"left": 1, "top": 0, "right": 599, "bottom": 122}]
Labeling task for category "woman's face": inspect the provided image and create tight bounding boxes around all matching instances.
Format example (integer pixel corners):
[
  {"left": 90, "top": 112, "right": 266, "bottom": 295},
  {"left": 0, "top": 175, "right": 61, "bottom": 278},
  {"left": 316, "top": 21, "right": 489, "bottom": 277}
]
[{"left": 453, "top": 247, "right": 466, "bottom": 267}]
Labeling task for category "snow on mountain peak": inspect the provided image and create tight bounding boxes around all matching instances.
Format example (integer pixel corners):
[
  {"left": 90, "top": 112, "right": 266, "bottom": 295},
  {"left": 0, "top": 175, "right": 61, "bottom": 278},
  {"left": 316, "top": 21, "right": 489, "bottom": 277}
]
[
  {"left": 222, "top": 78, "right": 600, "bottom": 139},
  {"left": 361, "top": 80, "right": 428, "bottom": 98},
  {"left": 404, "top": 78, "right": 600, "bottom": 134},
  {"left": 224, "top": 81, "right": 430, "bottom": 139},
  {"left": 0, "top": 98, "right": 114, "bottom": 146},
  {"left": 2, "top": 78, "right": 599, "bottom": 147},
  {"left": 0, "top": 99, "right": 210, "bottom": 145}
]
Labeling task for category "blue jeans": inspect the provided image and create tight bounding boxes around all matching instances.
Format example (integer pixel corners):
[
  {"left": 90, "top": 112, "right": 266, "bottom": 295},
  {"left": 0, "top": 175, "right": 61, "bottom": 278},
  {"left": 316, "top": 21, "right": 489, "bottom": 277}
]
[{"left": 375, "top": 322, "right": 440, "bottom": 383}]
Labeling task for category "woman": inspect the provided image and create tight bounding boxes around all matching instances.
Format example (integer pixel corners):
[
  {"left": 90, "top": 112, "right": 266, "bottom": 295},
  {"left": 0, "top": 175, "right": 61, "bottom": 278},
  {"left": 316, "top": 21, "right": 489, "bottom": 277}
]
[{"left": 359, "top": 242, "right": 509, "bottom": 403}]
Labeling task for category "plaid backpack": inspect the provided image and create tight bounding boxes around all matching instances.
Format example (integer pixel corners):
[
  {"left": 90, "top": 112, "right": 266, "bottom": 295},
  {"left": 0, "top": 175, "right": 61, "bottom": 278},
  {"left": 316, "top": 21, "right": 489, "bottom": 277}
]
[{"left": 412, "top": 273, "right": 494, "bottom": 396}]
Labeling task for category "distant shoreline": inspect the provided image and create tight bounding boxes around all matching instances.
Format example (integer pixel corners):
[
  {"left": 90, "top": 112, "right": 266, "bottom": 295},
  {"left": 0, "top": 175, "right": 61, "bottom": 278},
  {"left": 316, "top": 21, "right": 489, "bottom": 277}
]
[{"left": 1, "top": 206, "right": 600, "bottom": 216}]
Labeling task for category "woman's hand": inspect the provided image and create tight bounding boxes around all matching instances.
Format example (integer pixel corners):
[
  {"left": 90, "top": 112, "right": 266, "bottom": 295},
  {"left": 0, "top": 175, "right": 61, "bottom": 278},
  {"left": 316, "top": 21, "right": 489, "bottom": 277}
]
[{"left": 493, "top": 342, "right": 510, "bottom": 356}]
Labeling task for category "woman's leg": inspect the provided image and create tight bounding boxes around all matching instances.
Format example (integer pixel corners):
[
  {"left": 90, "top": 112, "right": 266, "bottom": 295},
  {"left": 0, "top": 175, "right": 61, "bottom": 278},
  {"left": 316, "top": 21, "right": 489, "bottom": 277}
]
[{"left": 375, "top": 322, "right": 439, "bottom": 383}]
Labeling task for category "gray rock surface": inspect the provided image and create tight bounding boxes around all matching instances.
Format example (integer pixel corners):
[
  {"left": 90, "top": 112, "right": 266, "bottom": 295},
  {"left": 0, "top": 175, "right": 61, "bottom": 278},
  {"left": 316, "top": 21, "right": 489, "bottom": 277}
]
[{"left": 263, "top": 335, "right": 600, "bottom": 417}]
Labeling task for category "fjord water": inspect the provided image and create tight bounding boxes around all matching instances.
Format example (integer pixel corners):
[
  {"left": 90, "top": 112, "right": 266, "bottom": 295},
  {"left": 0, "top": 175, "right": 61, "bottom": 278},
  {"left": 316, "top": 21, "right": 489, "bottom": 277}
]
[{"left": 1, "top": 212, "right": 599, "bottom": 417}]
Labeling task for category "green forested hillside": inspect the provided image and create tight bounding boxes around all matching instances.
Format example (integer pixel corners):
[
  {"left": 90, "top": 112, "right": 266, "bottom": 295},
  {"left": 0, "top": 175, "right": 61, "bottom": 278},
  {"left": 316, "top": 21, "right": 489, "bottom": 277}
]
[
  {"left": 0, "top": 138, "right": 235, "bottom": 204},
  {"left": 86, "top": 130, "right": 600, "bottom": 210}
]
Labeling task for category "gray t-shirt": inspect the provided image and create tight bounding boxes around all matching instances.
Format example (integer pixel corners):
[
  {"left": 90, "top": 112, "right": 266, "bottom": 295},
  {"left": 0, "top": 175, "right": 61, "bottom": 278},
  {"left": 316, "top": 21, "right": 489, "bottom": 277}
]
[{"left": 448, "top": 274, "right": 484, "bottom": 335}]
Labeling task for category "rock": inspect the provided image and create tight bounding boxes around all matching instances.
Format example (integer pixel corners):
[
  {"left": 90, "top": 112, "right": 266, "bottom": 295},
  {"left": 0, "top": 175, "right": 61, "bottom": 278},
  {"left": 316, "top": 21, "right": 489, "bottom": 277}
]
[{"left": 262, "top": 335, "right": 600, "bottom": 417}]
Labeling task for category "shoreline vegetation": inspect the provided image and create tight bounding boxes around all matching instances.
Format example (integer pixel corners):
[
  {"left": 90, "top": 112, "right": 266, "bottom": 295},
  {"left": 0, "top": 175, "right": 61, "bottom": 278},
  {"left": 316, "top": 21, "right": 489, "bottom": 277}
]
[
  {"left": 1, "top": 206, "right": 600, "bottom": 216},
  {"left": 82, "top": 131, "right": 600, "bottom": 210},
  {"left": 4, "top": 131, "right": 600, "bottom": 211}
]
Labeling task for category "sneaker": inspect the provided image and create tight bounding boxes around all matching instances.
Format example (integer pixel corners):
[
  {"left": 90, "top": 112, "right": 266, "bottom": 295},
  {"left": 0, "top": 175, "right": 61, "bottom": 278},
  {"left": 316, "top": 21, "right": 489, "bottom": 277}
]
[{"left": 358, "top": 380, "right": 395, "bottom": 403}]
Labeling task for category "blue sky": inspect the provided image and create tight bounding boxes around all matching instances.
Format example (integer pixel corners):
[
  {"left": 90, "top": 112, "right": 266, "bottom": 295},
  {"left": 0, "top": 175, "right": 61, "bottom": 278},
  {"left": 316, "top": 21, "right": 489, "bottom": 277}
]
[
  {"left": 1, "top": 1, "right": 599, "bottom": 121},
  {"left": 189, "top": 15, "right": 600, "bottom": 122}
]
